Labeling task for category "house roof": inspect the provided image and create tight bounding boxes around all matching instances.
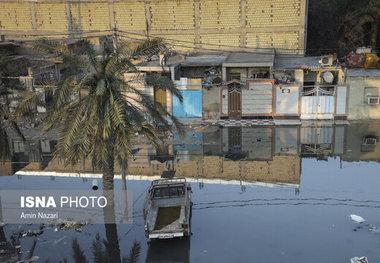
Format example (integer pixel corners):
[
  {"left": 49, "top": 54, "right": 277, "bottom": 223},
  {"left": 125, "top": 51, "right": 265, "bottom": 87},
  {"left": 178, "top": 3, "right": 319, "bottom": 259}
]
[
  {"left": 136, "top": 55, "right": 184, "bottom": 72},
  {"left": 180, "top": 55, "right": 227, "bottom": 67},
  {"left": 223, "top": 51, "right": 275, "bottom": 67},
  {"left": 274, "top": 56, "right": 341, "bottom": 70},
  {"left": 346, "top": 69, "right": 380, "bottom": 77}
]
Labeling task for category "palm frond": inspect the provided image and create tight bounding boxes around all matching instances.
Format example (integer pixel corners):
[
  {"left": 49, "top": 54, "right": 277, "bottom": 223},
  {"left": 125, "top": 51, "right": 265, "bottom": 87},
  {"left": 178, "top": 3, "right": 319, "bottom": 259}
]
[
  {"left": 14, "top": 90, "right": 45, "bottom": 119},
  {"left": 75, "top": 40, "right": 99, "bottom": 71},
  {"left": 145, "top": 73, "right": 183, "bottom": 102},
  {"left": 128, "top": 38, "right": 166, "bottom": 59},
  {"left": 123, "top": 241, "right": 141, "bottom": 263},
  {"left": 32, "top": 39, "right": 70, "bottom": 56},
  {"left": 72, "top": 238, "right": 88, "bottom": 263}
]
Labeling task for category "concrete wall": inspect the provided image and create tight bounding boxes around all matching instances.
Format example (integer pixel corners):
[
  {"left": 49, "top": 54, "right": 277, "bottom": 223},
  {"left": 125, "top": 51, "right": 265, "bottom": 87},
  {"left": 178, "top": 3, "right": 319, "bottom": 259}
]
[
  {"left": 347, "top": 77, "right": 380, "bottom": 120},
  {"left": 202, "top": 86, "right": 220, "bottom": 120},
  {"left": 275, "top": 85, "right": 300, "bottom": 116},
  {"left": 221, "top": 88, "right": 228, "bottom": 116},
  {"left": 0, "top": 0, "right": 307, "bottom": 55}
]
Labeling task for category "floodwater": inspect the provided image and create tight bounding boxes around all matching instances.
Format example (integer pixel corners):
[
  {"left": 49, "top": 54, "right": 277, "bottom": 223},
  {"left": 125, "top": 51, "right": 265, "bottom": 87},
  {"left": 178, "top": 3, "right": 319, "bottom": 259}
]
[{"left": 1, "top": 122, "right": 380, "bottom": 262}]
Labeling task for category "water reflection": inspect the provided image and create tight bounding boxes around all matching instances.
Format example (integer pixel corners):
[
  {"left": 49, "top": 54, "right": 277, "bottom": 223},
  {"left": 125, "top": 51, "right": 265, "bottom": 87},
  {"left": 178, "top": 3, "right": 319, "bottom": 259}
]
[
  {"left": 1, "top": 122, "right": 380, "bottom": 262},
  {"left": 3, "top": 122, "right": 380, "bottom": 187},
  {"left": 146, "top": 238, "right": 190, "bottom": 263}
]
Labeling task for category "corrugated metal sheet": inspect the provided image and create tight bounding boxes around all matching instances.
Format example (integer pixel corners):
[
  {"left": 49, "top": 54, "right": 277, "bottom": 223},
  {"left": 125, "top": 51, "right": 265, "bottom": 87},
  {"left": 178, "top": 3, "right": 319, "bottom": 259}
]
[
  {"left": 172, "top": 90, "right": 202, "bottom": 117},
  {"left": 243, "top": 82, "right": 273, "bottom": 115}
]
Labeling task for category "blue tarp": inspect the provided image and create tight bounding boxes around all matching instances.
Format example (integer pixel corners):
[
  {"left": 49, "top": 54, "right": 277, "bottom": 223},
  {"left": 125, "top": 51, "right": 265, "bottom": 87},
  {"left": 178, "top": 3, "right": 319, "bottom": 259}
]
[{"left": 172, "top": 90, "right": 202, "bottom": 118}]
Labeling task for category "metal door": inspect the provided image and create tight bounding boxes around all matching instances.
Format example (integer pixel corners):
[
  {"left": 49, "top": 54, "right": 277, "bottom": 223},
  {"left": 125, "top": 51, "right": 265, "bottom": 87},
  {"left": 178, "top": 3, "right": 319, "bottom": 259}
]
[
  {"left": 154, "top": 87, "right": 167, "bottom": 113},
  {"left": 228, "top": 86, "right": 242, "bottom": 119},
  {"left": 301, "top": 86, "right": 334, "bottom": 119}
]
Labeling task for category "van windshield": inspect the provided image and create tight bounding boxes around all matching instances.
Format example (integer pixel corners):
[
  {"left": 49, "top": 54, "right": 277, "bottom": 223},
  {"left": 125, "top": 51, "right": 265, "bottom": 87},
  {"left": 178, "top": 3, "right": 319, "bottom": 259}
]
[{"left": 153, "top": 186, "right": 185, "bottom": 198}]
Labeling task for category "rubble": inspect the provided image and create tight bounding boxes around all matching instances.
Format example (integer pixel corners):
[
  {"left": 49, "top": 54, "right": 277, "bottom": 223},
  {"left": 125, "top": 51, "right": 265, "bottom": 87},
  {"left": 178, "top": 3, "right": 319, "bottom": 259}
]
[{"left": 49, "top": 218, "right": 91, "bottom": 232}]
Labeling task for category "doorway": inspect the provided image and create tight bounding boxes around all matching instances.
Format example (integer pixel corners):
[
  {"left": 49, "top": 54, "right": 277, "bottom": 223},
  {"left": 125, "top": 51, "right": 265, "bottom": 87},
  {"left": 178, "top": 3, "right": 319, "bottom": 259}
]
[{"left": 228, "top": 85, "right": 242, "bottom": 119}]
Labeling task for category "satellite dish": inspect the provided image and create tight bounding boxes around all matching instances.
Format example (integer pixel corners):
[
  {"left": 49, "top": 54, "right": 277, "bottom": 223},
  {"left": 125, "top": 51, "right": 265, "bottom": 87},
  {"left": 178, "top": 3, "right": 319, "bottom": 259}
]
[{"left": 321, "top": 71, "right": 334, "bottom": 83}]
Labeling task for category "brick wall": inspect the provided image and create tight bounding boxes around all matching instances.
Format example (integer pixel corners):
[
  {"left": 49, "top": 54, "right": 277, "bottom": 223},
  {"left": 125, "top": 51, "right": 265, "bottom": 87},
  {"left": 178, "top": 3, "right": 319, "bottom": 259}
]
[{"left": 0, "top": 0, "right": 307, "bottom": 55}]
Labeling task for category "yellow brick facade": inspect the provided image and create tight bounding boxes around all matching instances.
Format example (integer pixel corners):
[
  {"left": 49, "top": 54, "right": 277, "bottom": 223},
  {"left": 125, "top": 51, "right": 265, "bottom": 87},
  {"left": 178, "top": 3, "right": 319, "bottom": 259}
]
[
  {"left": 114, "top": 2, "right": 146, "bottom": 31},
  {"left": 35, "top": 3, "right": 68, "bottom": 32},
  {"left": 71, "top": 3, "right": 110, "bottom": 32},
  {"left": 150, "top": 0, "right": 195, "bottom": 30},
  {"left": 199, "top": 0, "right": 240, "bottom": 29},
  {"left": 0, "top": 2, "right": 33, "bottom": 31},
  {"left": 41, "top": 155, "right": 300, "bottom": 185},
  {"left": 0, "top": 0, "right": 307, "bottom": 55}
]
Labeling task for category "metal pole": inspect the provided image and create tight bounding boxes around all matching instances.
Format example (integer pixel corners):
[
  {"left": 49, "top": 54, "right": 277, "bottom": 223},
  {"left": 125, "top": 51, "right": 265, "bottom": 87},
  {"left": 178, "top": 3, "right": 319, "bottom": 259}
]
[{"left": 113, "top": 24, "right": 118, "bottom": 52}]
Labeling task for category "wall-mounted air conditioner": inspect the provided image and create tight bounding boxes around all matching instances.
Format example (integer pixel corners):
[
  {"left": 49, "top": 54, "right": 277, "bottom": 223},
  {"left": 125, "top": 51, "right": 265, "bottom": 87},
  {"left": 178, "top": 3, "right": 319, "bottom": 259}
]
[
  {"left": 319, "top": 54, "right": 337, "bottom": 67},
  {"left": 364, "top": 137, "right": 377, "bottom": 145},
  {"left": 367, "top": 96, "right": 380, "bottom": 105}
]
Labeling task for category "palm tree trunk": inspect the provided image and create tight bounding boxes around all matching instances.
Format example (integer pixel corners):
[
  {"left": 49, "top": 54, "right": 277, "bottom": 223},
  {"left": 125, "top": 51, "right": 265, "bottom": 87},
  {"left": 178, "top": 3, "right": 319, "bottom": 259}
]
[
  {"left": 102, "top": 151, "right": 115, "bottom": 191},
  {"left": 102, "top": 147, "right": 121, "bottom": 263},
  {"left": 121, "top": 162, "right": 128, "bottom": 223},
  {"left": 104, "top": 223, "right": 121, "bottom": 263}
]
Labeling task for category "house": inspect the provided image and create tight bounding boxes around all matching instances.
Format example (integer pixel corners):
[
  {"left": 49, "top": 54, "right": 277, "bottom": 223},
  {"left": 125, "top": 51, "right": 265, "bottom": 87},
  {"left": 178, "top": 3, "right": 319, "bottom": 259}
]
[
  {"left": 274, "top": 56, "right": 348, "bottom": 120},
  {"left": 220, "top": 51, "right": 275, "bottom": 119},
  {"left": 179, "top": 54, "right": 226, "bottom": 119},
  {"left": 346, "top": 69, "right": 380, "bottom": 120},
  {"left": 125, "top": 55, "right": 184, "bottom": 115},
  {"left": 129, "top": 53, "right": 226, "bottom": 120}
]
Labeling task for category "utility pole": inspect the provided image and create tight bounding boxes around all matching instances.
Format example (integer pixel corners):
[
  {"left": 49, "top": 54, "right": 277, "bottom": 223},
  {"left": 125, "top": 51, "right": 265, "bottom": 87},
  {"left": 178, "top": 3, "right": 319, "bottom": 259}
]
[{"left": 113, "top": 23, "right": 118, "bottom": 52}]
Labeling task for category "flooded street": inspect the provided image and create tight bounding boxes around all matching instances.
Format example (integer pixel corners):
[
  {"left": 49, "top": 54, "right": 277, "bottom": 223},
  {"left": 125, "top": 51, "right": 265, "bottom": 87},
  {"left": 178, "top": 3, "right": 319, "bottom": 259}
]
[{"left": 1, "top": 122, "right": 380, "bottom": 262}]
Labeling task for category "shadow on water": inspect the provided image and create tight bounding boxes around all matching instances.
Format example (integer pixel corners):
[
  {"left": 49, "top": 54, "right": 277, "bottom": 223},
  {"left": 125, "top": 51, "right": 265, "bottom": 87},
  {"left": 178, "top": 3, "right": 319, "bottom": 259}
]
[
  {"left": 146, "top": 238, "right": 190, "bottom": 263},
  {"left": 67, "top": 233, "right": 141, "bottom": 263}
]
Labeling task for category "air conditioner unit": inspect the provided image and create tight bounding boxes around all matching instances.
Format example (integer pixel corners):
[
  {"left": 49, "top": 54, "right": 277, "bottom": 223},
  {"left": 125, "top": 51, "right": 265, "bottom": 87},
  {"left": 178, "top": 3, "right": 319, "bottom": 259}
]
[
  {"left": 367, "top": 96, "right": 380, "bottom": 105},
  {"left": 364, "top": 137, "right": 377, "bottom": 145},
  {"left": 319, "top": 54, "right": 336, "bottom": 67}
]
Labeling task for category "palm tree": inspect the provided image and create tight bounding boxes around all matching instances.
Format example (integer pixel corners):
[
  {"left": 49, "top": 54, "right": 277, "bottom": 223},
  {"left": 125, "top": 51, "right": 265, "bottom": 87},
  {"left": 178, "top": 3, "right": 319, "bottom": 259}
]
[
  {"left": 1, "top": 101, "right": 24, "bottom": 163},
  {"left": 0, "top": 50, "right": 26, "bottom": 163},
  {"left": 16, "top": 38, "right": 182, "bottom": 190},
  {"left": 361, "top": 0, "right": 380, "bottom": 50},
  {"left": 16, "top": 39, "right": 181, "bottom": 263},
  {"left": 70, "top": 235, "right": 141, "bottom": 263}
]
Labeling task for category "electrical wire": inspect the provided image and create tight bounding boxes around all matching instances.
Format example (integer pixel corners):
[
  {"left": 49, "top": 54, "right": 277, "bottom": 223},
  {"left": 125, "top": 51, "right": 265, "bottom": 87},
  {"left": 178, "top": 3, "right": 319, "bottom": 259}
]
[{"left": 5, "top": 29, "right": 378, "bottom": 54}]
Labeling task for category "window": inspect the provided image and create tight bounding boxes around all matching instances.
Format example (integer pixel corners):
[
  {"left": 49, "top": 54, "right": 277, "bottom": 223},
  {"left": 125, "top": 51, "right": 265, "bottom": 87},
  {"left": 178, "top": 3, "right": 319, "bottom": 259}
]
[
  {"left": 228, "top": 68, "right": 241, "bottom": 81},
  {"left": 13, "top": 141, "right": 25, "bottom": 153},
  {"left": 153, "top": 186, "right": 184, "bottom": 199}
]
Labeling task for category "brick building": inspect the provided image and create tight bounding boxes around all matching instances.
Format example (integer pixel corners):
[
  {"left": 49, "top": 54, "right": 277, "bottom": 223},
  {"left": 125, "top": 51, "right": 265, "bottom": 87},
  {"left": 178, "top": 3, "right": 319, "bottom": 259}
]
[{"left": 0, "top": 0, "right": 308, "bottom": 55}]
